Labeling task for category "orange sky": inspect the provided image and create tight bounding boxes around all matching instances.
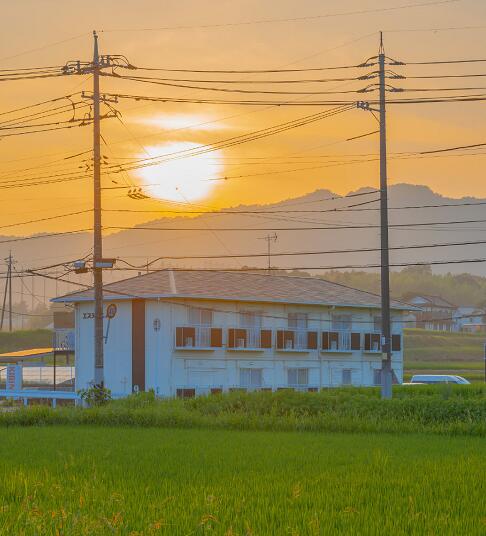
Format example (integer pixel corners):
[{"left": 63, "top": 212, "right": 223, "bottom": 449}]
[{"left": 2, "top": 0, "right": 486, "bottom": 235}]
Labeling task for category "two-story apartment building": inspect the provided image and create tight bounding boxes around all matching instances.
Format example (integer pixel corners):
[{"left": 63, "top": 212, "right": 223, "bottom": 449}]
[{"left": 54, "top": 270, "right": 410, "bottom": 396}]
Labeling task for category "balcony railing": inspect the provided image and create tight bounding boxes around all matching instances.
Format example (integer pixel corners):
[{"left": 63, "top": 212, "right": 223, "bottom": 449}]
[
  {"left": 276, "top": 329, "right": 317, "bottom": 351},
  {"left": 175, "top": 326, "right": 223, "bottom": 349},
  {"left": 363, "top": 331, "right": 382, "bottom": 352},
  {"left": 322, "top": 330, "right": 356, "bottom": 352},
  {"left": 173, "top": 327, "right": 402, "bottom": 353},
  {"left": 227, "top": 328, "right": 272, "bottom": 350}
]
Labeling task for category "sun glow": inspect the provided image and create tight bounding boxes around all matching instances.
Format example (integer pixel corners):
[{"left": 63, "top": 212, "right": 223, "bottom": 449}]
[{"left": 135, "top": 142, "right": 223, "bottom": 203}]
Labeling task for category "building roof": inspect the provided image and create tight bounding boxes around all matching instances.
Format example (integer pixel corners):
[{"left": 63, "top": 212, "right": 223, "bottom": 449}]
[
  {"left": 402, "top": 293, "right": 456, "bottom": 309},
  {"left": 0, "top": 348, "right": 53, "bottom": 363},
  {"left": 53, "top": 269, "right": 413, "bottom": 310}
]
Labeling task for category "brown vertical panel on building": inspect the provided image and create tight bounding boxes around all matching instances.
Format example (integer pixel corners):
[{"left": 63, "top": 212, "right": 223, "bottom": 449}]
[
  {"left": 228, "top": 328, "right": 235, "bottom": 348},
  {"left": 210, "top": 328, "right": 223, "bottom": 347},
  {"left": 351, "top": 332, "right": 361, "bottom": 350},
  {"left": 307, "top": 331, "right": 318, "bottom": 349},
  {"left": 364, "top": 333, "right": 371, "bottom": 351},
  {"left": 176, "top": 327, "right": 183, "bottom": 347},
  {"left": 322, "top": 331, "right": 330, "bottom": 350},
  {"left": 132, "top": 299, "right": 146, "bottom": 392},
  {"left": 260, "top": 329, "right": 272, "bottom": 348},
  {"left": 391, "top": 334, "right": 401, "bottom": 352},
  {"left": 276, "top": 330, "right": 284, "bottom": 349}
]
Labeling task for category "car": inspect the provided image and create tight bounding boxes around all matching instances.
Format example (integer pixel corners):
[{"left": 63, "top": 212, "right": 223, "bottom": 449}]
[{"left": 409, "top": 374, "right": 470, "bottom": 385}]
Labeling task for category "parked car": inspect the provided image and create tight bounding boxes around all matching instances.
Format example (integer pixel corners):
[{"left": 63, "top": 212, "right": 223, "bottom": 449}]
[{"left": 410, "top": 374, "right": 470, "bottom": 385}]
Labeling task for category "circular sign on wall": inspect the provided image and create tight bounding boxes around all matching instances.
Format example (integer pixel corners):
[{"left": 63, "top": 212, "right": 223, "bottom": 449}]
[{"left": 106, "top": 303, "right": 117, "bottom": 319}]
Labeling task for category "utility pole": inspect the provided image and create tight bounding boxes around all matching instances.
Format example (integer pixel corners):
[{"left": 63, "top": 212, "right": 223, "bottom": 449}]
[
  {"left": 8, "top": 253, "right": 12, "bottom": 332},
  {"left": 20, "top": 266, "right": 24, "bottom": 330},
  {"left": 378, "top": 32, "right": 393, "bottom": 399},
  {"left": 259, "top": 233, "right": 278, "bottom": 273},
  {"left": 0, "top": 256, "right": 10, "bottom": 331},
  {"left": 92, "top": 30, "right": 104, "bottom": 385}
]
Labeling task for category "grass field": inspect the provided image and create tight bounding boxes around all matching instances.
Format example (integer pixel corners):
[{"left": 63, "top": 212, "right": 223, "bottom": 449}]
[
  {"left": 404, "top": 328, "right": 485, "bottom": 381},
  {"left": 0, "top": 330, "right": 52, "bottom": 355},
  {"left": 2, "top": 387, "right": 486, "bottom": 436},
  {"left": 0, "top": 427, "right": 485, "bottom": 535}
]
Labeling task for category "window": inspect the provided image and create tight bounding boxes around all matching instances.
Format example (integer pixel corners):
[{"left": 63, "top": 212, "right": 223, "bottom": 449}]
[
  {"left": 331, "top": 314, "right": 352, "bottom": 331},
  {"left": 240, "top": 368, "right": 263, "bottom": 387},
  {"left": 288, "top": 312, "right": 308, "bottom": 329},
  {"left": 288, "top": 368, "right": 309, "bottom": 386},
  {"left": 188, "top": 307, "right": 213, "bottom": 326},
  {"left": 239, "top": 311, "right": 262, "bottom": 328},
  {"left": 176, "top": 388, "right": 196, "bottom": 398},
  {"left": 342, "top": 369, "right": 352, "bottom": 385},
  {"left": 373, "top": 369, "right": 382, "bottom": 386},
  {"left": 373, "top": 315, "right": 382, "bottom": 332}
]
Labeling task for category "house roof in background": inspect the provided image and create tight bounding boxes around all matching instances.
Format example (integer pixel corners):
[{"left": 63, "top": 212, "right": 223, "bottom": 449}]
[
  {"left": 53, "top": 269, "right": 412, "bottom": 310},
  {"left": 402, "top": 294, "right": 456, "bottom": 309}
]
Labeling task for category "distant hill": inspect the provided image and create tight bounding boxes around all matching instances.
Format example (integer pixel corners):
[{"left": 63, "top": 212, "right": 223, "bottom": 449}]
[{"left": 3, "top": 183, "right": 486, "bottom": 303}]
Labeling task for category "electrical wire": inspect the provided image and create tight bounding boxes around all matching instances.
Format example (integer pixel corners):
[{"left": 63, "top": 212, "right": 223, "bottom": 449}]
[{"left": 105, "top": 217, "right": 486, "bottom": 232}]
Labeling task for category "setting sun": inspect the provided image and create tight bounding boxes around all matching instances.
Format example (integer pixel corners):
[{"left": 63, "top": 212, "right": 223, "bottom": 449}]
[{"left": 134, "top": 142, "right": 223, "bottom": 203}]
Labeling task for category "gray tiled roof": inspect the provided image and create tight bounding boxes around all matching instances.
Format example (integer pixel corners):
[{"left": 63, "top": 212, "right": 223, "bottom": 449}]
[{"left": 54, "top": 269, "right": 412, "bottom": 310}]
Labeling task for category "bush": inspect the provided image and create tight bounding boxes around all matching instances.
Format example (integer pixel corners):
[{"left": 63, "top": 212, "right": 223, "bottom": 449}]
[
  {"left": 1, "top": 385, "right": 486, "bottom": 436},
  {"left": 78, "top": 384, "right": 112, "bottom": 407}
]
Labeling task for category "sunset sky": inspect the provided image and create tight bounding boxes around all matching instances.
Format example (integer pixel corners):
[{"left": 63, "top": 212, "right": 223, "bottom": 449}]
[{"left": 2, "top": 0, "right": 486, "bottom": 235}]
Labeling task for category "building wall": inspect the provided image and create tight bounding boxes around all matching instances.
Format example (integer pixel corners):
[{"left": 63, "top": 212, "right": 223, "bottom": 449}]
[
  {"left": 75, "top": 298, "right": 404, "bottom": 396},
  {"left": 75, "top": 300, "right": 133, "bottom": 394}
]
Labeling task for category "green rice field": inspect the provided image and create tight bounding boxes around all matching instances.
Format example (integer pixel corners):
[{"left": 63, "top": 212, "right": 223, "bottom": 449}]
[
  {"left": 0, "top": 427, "right": 485, "bottom": 535},
  {"left": 404, "top": 328, "right": 485, "bottom": 381}
]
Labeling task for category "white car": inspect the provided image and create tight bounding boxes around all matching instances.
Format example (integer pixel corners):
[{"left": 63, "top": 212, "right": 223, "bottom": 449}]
[{"left": 410, "top": 374, "right": 470, "bottom": 385}]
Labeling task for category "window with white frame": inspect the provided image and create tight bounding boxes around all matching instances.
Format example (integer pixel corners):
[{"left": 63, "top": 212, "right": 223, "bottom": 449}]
[
  {"left": 188, "top": 307, "right": 213, "bottom": 326},
  {"left": 342, "top": 369, "right": 352, "bottom": 385},
  {"left": 288, "top": 312, "right": 308, "bottom": 329},
  {"left": 239, "top": 311, "right": 263, "bottom": 328},
  {"left": 288, "top": 368, "right": 309, "bottom": 386},
  {"left": 331, "top": 314, "right": 352, "bottom": 331},
  {"left": 240, "top": 368, "right": 263, "bottom": 387},
  {"left": 373, "top": 315, "right": 382, "bottom": 332}
]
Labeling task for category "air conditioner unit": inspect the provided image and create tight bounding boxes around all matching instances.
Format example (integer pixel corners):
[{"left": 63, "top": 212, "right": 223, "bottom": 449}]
[
  {"left": 285, "top": 339, "right": 294, "bottom": 350},
  {"left": 185, "top": 337, "right": 194, "bottom": 347}
]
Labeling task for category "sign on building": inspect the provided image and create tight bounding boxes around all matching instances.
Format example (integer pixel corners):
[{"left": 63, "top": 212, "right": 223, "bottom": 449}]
[{"left": 6, "top": 365, "right": 22, "bottom": 391}]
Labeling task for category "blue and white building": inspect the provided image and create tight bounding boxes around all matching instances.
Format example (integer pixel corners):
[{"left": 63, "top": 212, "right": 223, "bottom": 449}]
[{"left": 54, "top": 270, "right": 411, "bottom": 396}]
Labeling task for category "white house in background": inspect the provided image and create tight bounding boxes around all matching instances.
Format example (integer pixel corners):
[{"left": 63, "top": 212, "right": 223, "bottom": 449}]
[
  {"left": 402, "top": 294, "right": 456, "bottom": 331},
  {"left": 453, "top": 307, "right": 486, "bottom": 333},
  {"left": 53, "top": 270, "right": 411, "bottom": 397}
]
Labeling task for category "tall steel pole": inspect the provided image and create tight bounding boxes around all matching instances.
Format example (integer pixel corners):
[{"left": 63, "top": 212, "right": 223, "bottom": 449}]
[
  {"left": 378, "top": 32, "right": 392, "bottom": 399},
  {"left": 93, "top": 30, "right": 104, "bottom": 385}
]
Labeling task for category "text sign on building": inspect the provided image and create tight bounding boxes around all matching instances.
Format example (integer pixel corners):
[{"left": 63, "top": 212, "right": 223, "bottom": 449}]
[
  {"left": 83, "top": 304, "right": 118, "bottom": 320},
  {"left": 6, "top": 365, "right": 22, "bottom": 391}
]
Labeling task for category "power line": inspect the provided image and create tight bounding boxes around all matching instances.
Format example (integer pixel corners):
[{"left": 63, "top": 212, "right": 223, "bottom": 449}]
[
  {"left": 100, "top": 0, "right": 458, "bottom": 33},
  {"left": 103, "top": 198, "right": 486, "bottom": 215},
  {"left": 115, "top": 238, "right": 486, "bottom": 265},
  {"left": 109, "top": 257, "right": 486, "bottom": 272},
  {"left": 105, "top": 217, "right": 486, "bottom": 232}
]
